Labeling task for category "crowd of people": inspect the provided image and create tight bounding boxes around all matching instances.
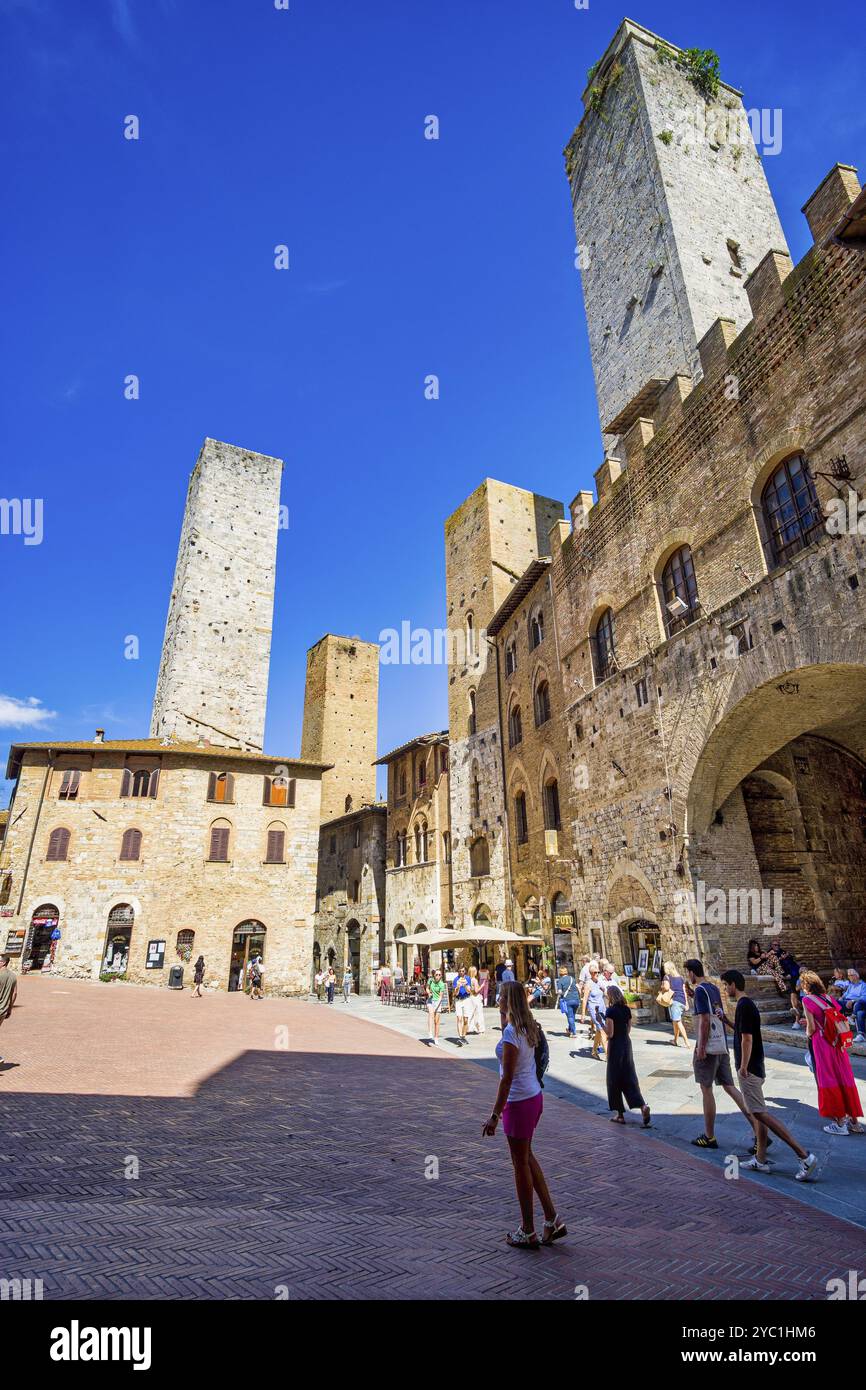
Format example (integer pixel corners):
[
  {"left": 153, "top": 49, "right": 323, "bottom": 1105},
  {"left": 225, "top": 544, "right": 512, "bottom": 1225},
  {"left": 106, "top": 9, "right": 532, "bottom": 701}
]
[{"left": 472, "top": 947, "right": 864, "bottom": 1250}]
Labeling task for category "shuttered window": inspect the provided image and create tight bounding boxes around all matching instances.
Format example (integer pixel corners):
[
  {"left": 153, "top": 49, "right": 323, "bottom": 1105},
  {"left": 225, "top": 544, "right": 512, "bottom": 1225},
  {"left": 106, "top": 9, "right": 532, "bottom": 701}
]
[
  {"left": 208, "top": 826, "right": 230, "bottom": 862},
  {"left": 120, "top": 828, "right": 142, "bottom": 861},
  {"left": 47, "top": 827, "right": 71, "bottom": 861},
  {"left": 265, "top": 829, "right": 285, "bottom": 864},
  {"left": 58, "top": 770, "right": 81, "bottom": 801},
  {"left": 207, "top": 772, "right": 234, "bottom": 804}
]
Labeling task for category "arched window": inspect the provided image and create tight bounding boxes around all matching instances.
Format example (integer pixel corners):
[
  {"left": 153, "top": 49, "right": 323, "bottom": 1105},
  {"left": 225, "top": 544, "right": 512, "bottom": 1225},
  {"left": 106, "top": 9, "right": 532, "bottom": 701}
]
[
  {"left": 46, "top": 827, "right": 70, "bottom": 862},
  {"left": 416, "top": 753, "right": 427, "bottom": 787},
  {"left": 265, "top": 824, "right": 286, "bottom": 864},
  {"left": 544, "top": 778, "right": 561, "bottom": 831},
  {"left": 591, "top": 608, "right": 616, "bottom": 683},
  {"left": 177, "top": 929, "right": 195, "bottom": 962},
  {"left": 467, "top": 688, "right": 477, "bottom": 737},
  {"left": 414, "top": 819, "right": 429, "bottom": 863},
  {"left": 529, "top": 609, "right": 544, "bottom": 649},
  {"left": 505, "top": 638, "right": 517, "bottom": 677},
  {"left": 508, "top": 703, "right": 523, "bottom": 748},
  {"left": 534, "top": 679, "right": 551, "bottom": 727},
  {"left": 119, "top": 828, "right": 142, "bottom": 862},
  {"left": 761, "top": 454, "right": 823, "bottom": 567},
  {"left": 345, "top": 794, "right": 353, "bottom": 812},
  {"left": 122, "top": 767, "right": 159, "bottom": 798},
  {"left": 207, "top": 771, "right": 234, "bottom": 804},
  {"left": 469, "top": 836, "right": 490, "bottom": 877},
  {"left": 395, "top": 830, "right": 408, "bottom": 867},
  {"left": 442, "top": 831, "right": 451, "bottom": 863},
  {"left": 466, "top": 612, "right": 475, "bottom": 660},
  {"left": 659, "top": 545, "right": 700, "bottom": 636},
  {"left": 264, "top": 775, "right": 295, "bottom": 807},
  {"left": 208, "top": 819, "right": 231, "bottom": 862},
  {"left": 514, "top": 791, "right": 529, "bottom": 844}
]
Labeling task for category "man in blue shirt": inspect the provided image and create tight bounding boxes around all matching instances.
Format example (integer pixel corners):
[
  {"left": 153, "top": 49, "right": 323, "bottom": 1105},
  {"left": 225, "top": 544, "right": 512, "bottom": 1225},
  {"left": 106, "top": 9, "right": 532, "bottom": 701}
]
[
  {"left": 453, "top": 965, "right": 473, "bottom": 1046},
  {"left": 501, "top": 958, "right": 515, "bottom": 984}
]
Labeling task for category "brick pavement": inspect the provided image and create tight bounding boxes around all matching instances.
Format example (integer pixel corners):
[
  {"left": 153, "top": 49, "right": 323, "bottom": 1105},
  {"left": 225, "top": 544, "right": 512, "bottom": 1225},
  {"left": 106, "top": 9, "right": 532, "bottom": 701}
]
[{"left": 1, "top": 976, "right": 865, "bottom": 1300}]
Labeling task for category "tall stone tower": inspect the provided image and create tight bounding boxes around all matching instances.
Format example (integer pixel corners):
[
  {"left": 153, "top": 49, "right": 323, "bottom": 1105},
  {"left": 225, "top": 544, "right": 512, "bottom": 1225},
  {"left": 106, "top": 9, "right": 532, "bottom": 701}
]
[
  {"left": 301, "top": 634, "right": 379, "bottom": 824},
  {"left": 564, "top": 19, "right": 788, "bottom": 444},
  {"left": 445, "top": 480, "right": 563, "bottom": 932},
  {"left": 150, "top": 438, "right": 282, "bottom": 750}
]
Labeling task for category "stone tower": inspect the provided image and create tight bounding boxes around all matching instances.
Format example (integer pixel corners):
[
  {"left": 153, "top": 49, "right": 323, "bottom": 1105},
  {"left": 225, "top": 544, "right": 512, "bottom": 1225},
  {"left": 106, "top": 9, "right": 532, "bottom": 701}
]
[
  {"left": 445, "top": 479, "right": 563, "bottom": 932},
  {"left": 150, "top": 438, "right": 283, "bottom": 750},
  {"left": 564, "top": 19, "right": 789, "bottom": 444},
  {"left": 301, "top": 634, "right": 379, "bottom": 824}
]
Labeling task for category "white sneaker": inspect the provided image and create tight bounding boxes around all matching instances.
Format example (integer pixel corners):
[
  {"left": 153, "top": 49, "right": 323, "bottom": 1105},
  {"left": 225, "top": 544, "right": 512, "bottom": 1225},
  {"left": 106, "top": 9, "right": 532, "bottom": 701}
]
[
  {"left": 823, "top": 1121, "right": 851, "bottom": 1135},
  {"left": 741, "top": 1156, "right": 772, "bottom": 1173},
  {"left": 795, "top": 1153, "right": 818, "bottom": 1182},
  {"left": 854, "top": 1033, "right": 866, "bottom": 1044}
]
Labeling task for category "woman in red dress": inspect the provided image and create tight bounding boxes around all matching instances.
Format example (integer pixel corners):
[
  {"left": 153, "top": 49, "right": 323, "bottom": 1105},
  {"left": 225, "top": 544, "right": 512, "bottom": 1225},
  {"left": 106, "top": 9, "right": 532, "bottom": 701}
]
[{"left": 800, "top": 970, "right": 865, "bottom": 1136}]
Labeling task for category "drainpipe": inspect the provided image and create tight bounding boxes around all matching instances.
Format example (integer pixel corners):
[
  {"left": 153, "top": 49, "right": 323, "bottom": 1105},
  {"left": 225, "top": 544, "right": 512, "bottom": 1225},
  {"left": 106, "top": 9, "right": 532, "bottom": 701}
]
[{"left": 15, "top": 749, "right": 54, "bottom": 920}]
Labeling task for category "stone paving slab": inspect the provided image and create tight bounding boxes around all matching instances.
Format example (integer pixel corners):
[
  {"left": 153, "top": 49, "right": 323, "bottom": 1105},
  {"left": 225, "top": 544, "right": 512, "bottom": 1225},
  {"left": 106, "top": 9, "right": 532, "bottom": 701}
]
[
  {"left": 343, "top": 993, "right": 866, "bottom": 1229},
  {"left": 1, "top": 977, "right": 865, "bottom": 1300}
]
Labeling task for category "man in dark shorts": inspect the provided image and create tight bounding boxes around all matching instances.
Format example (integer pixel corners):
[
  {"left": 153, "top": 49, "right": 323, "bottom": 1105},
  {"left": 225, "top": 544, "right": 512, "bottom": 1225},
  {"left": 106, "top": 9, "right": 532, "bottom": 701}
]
[
  {"left": 685, "top": 958, "right": 756, "bottom": 1150},
  {"left": 721, "top": 970, "right": 818, "bottom": 1181}
]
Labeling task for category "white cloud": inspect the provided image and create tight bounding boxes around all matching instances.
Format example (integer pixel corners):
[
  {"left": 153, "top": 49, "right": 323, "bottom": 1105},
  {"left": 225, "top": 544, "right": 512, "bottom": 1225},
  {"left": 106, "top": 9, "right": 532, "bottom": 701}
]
[{"left": 0, "top": 695, "right": 58, "bottom": 729}]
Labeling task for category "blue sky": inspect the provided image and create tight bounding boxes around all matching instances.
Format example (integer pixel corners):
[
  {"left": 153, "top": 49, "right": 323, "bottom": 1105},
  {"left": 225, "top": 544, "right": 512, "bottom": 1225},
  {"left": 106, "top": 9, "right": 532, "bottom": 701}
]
[{"left": 1, "top": 0, "right": 863, "bottom": 802}]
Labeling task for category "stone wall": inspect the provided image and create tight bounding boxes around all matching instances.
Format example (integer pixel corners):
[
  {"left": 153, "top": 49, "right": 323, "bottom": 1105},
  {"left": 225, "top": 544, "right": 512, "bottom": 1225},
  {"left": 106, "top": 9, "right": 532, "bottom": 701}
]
[
  {"left": 3, "top": 744, "right": 322, "bottom": 995},
  {"left": 150, "top": 439, "right": 282, "bottom": 750},
  {"left": 314, "top": 805, "right": 387, "bottom": 992}
]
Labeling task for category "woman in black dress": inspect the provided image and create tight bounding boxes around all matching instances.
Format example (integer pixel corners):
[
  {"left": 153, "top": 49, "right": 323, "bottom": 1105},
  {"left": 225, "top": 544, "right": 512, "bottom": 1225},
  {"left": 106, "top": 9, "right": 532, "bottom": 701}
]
[{"left": 604, "top": 985, "right": 651, "bottom": 1127}]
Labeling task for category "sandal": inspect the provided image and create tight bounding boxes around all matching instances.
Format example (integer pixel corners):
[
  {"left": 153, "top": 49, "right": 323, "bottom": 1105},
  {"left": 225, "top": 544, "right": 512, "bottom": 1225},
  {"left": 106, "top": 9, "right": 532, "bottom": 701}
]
[
  {"left": 506, "top": 1227, "right": 540, "bottom": 1250},
  {"left": 610, "top": 1115, "right": 626, "bottom": 1124},
  {"left": 641, "top": 1105, "right": 652, "bottom": 1128},
  {"left": 541, "top": 1215, "right": 567, "bottom": 1245}
]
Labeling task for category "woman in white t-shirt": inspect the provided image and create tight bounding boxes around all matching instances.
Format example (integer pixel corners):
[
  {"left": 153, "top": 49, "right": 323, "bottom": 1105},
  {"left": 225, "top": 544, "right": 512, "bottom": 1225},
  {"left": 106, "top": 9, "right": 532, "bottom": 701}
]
[{"left": 482, "top": 982, "right": 566, "bottom": 1251}]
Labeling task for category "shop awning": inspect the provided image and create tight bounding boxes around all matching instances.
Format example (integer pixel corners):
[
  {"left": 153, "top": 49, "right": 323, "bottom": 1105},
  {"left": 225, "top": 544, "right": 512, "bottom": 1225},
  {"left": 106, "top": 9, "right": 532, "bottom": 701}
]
[{"left": 412, "top": 926, "right": 543, "bottom": 948}]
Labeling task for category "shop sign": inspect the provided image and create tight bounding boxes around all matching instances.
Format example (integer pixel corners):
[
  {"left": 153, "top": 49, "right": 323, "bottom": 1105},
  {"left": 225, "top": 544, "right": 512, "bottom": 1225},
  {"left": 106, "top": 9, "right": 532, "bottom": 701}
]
[
  {"left": 553, "top": 911, "right": 575, "bottom": 930},
  {"left": 4, "top": 928, "right": 25, "bottom": 956}
]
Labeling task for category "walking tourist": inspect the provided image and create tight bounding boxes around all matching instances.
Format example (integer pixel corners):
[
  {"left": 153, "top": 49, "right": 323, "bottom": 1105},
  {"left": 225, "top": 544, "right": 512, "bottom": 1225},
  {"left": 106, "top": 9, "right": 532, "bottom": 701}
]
[
  {"left": 325, "top": 965, "right": 337, "bottom": 1004},
  {"left": 469, "top": 965, "right": 486, "bottom": 1034},
  {"left": 478, "top": 966, "right": 490, "bottom": 1006},
  {"left": 482, "top": 981, "right": 566, "bottom": 1250},
  {"left": 555, "top": 965, "right": 580, "bottom": 1039},
  {"left": 192, "top": 955, "right": 205, "bottom": 998},
  {"left": 685, "top": 959, "right": 757, "bottom": 1150},
  {"left": 494, "top": 959, "right": 506, "bottom": 1003},
  {"left": 659, "top": 960, "right": 689, "bottom": 1047},
  {"left": 249, "top": 955, "right": 264, "bottom": 1000},
  {"left": 0, "top": 953, "right": 17, "bottom": 1064},
  {"left": 453, "top": 963, "right": 473, "bottom": 1045},
  {"left": 342, "top": 964, "right": 353, "bottom": 1002},
  {"left": 427, "top": 967, "right": 446, "bottom": 1044},
  {"left": 315, "top": 967, "right": 325, "bottom": 1001},
  {"left": 604, "top": 985, "right": 651, "bottom": 1127},
  {"left": 840, "top": 968, "right": 866, "bottom": 1043},
  {"left": 581, "top": 964, "right": 607, "bottom": 1060},
  {"left": 719, "top": 971, "right": 818, "bottom": 1180},
  {"left": 800, "top": 970, "right": 865, "bottom": 1135}
]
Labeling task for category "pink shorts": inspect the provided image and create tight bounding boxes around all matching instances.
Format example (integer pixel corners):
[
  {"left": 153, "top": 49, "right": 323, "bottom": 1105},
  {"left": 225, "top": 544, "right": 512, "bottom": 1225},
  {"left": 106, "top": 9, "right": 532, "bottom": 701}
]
[{"left": 502, "top": 1092, "right": 543, "bottom": 1140}]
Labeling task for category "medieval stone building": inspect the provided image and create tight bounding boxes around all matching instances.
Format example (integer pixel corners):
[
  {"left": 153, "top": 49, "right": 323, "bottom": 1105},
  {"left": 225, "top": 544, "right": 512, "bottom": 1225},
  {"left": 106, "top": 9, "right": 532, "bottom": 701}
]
[{"left": 448, "top": 19, "right": 866, "bottom": 985}]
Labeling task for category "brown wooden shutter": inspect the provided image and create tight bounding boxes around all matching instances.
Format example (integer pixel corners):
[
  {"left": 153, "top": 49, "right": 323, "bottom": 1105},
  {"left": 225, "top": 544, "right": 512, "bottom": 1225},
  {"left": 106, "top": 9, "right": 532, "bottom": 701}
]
[
  {"left": 207, "top": 772, "right": 217, "bottom": 802},
  {"left": 262, "top": 776, "right": 272, "bottom": 806},
  {"left": 120, "top": 768, "right": 132, "bottom": 798},
  {"left": 120, "top": 829, "right": 142, "bottom": 861},
  {"left": 209, "top": 826, "right": 229, "bottom": 862},
  {"left": 287, "top": 778, "right": 296, "bottom": 808},
  {"left": 266, "top": 829, "right": 284, "bottom": 863},
  {"left": 47, "top": 827, "right": 70, "bottom": 861},
  {"left": 149, "top": 769, "right": 160, "bottom": 799},
  {"left": 223, "top": 773, "right": 234, "bottom": 803}
]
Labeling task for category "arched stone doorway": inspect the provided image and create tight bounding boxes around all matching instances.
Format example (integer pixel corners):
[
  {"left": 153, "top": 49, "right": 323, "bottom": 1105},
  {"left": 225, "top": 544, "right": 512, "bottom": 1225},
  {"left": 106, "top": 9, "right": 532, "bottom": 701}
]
[
  {"left": 25, "top": 903, "right": 60, "bottom": 972},
  {"left": 346, "top": 920, "right": 361, "bottom": 993},
  {"left": 102, "top": 904, "right": 135, "bottom": 977},
  {"left": 393, "top": 925, "right": 408, "bottom": 978},
  {"left": 228, "top": 920, "right": 266, "bottom": 992}
]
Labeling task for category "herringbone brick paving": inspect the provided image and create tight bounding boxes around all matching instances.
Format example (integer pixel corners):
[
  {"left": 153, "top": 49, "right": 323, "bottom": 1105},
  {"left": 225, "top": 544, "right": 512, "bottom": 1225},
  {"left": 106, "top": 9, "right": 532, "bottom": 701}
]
[{"left": 1, "top": 977, "right": 865, "bottom": 1299}]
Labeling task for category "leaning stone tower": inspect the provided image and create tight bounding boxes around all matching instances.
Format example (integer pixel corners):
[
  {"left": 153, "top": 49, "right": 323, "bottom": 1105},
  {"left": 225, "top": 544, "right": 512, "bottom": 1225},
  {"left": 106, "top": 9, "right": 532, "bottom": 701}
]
[
  {"left": 150, "top": 437, "right": 283, "bottom": 750},
  {"left": 445, "top": 480, "right": 563, "bottom": 933},
  {"left": 301, "top": 634, "right": 379, "bottom": 824},
  {"left": 564, "top": 18, "right": 788, "bottom": 447}
]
